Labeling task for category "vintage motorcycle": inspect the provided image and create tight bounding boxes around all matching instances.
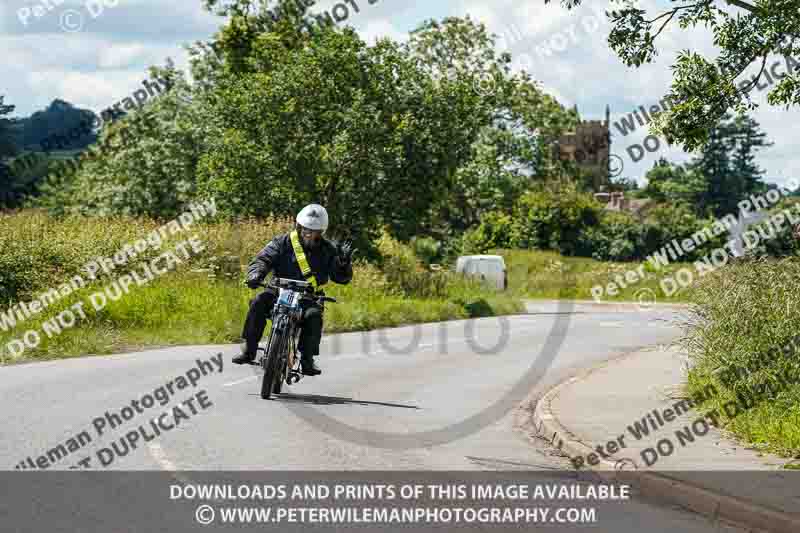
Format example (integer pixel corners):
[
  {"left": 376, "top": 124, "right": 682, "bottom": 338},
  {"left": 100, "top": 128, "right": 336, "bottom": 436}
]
[{"left": 256, "top": 277, "right": 337, "bottom": 399}]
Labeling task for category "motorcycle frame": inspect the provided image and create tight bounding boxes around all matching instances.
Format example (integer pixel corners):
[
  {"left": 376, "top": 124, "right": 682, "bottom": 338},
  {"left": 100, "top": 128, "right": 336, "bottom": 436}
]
[{"left": 260, "top": 288, "right": 308, "bottom": 385}]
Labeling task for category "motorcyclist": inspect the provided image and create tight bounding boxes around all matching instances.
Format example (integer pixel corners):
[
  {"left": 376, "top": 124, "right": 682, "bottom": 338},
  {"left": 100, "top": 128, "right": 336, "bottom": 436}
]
[{"left": 232, "top": 204, "right": 355, "bottom": 375}]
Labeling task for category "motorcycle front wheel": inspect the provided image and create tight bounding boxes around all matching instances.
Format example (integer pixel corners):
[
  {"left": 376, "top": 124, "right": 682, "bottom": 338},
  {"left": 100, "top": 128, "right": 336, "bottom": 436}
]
[{"left": 261, "top": 325, "right": 286, "bottom": 400}]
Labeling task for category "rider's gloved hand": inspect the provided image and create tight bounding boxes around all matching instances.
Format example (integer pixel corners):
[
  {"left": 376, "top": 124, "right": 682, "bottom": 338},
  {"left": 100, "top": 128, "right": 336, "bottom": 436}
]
[
  {"left": 246, "top": 271, "right": 263, "bottom": 289},
  {"left": 338, "top": 239, "right": 357, "bottom": 264}
]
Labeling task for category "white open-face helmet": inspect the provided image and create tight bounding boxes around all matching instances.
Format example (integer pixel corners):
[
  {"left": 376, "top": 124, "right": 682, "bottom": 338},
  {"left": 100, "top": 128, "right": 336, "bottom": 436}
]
[{"left": 296, "top": 204, "right": 329, "bottom": 233}]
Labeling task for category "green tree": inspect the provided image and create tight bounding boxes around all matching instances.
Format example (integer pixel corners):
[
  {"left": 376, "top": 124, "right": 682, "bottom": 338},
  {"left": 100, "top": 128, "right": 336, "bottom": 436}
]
[
  {"left": 437, "top": 85, "right": 576, "bottom": 233},
  {"left": 642, "top": 114, "right": 770, "bottom": 217},
  {"left": 462, "top": 210, "right": 515, "bottom": 254},
  {"left": 640, "top": 203, "right": 724, "bottom": 260},
  {"left": 608, "top": 175, "right": 639, "bottom": 193},
  {"left": 40, "top": 1, "right": 500, "bottom": 243},
  {"left": 0, "top": 96, "right": 15, "bottom": 158},
  {"left": 410, "top": 16, "right": 576, "bottom": 236},
  {"left": 730, "top": 114, "right": 771, "bottom": 197},
  {"left": 578, "top": 210, "right": 644, "bottom": 261},
  {"left": 545, "top": 0, "right": 800, "bottom": 151},
  {"left": 510, "top": 182, "right": 602, "bottom": 256},
  {"left": 1, "top": 96, "right": 20, "bottom": 207},
  {"left": 194, "top": 22, "right": 463, "bottom": 248},
  {"left": 690, "top": 113, "right": 770, "bottom": 216},
  {"left": 34, "top": 64, "right": 197, "bottom": 218},
  {"left": 20, "top": 99, "right": 97, "bottom": 150},
  {"left": 193, "top": 6, "right": 553, "bottom": 250},
  {"left": 38, "top": 0, "right": 575, "bottom": 256},
  {"left": 643, "top": 158, "right": 707, "bottom": 208},
  {"left": 692, "top": 117, "right": 734, "bottom": 216}
]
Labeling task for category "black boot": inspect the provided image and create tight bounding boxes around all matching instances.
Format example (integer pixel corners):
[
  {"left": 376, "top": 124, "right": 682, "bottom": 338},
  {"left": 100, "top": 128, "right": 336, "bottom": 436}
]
[
  {"left": 301, "top": 355, "right": 322, "bottom": 376},
  {"left": 232, "top": 344, "right": 257, "bottom": 365}
]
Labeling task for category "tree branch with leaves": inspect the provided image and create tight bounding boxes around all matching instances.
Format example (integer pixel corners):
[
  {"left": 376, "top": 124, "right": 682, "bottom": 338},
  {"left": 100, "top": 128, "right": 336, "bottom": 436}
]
[{"left": 545, "top": 0, "right": 800, "bottom": 151}]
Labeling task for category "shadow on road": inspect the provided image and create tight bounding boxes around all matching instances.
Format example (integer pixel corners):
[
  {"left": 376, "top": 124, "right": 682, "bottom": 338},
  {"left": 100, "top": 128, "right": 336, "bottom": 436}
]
[
  {"left": 465, "top": 455, "right": 565, "bottom": 471},
  {"left": 261, "top": 392, "right": 421, "bottom": 409}
]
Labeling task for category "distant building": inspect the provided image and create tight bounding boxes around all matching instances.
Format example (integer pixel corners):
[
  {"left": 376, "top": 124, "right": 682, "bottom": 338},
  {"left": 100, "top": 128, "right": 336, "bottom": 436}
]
[
  {"left": 557, "top": 105, "right": 612, "bottom": 190},
  {"left": 595, "top": 191, "right": 654, "bottom": 220}
]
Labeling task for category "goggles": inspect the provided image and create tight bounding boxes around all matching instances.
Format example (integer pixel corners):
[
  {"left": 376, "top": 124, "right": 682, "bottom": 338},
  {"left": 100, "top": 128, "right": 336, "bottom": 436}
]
[{"left": 299, "top": 226, "right": 323, "bottom": 239}]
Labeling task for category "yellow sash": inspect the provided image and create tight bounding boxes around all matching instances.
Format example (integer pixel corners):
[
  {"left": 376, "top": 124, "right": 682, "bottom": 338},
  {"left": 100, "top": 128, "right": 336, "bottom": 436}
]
[{"left": 289, "top": 230, "right": 319, "bottom": 289}]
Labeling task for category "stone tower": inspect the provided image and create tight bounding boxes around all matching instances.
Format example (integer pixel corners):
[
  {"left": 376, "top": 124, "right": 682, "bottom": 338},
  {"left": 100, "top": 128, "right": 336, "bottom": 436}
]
[{"left": 556, "top": 105, "right": 612, "bottom": 190}]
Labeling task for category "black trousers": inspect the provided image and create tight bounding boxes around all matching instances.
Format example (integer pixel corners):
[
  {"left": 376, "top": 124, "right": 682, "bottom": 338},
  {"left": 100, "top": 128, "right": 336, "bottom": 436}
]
[{"left": 241, "top": 290, "right": 323, "bottom": 357}]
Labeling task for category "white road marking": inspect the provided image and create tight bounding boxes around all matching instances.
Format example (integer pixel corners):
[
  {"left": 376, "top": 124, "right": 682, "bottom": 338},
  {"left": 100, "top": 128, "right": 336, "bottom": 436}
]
[
  {"left": 222, "top": 375, "right": 258, "bottom": 387},
  {"left": 148, "top": 442, "right": 181, "bottom": 472},
  {"left": 148, "top": 443, "right": 215, "bottom": 497},
  {"left": 148, "top": 315, "right": 677, "bottom": 476},
  {"left": 221, "top": 334, "right": 532, "bottom": 388}
]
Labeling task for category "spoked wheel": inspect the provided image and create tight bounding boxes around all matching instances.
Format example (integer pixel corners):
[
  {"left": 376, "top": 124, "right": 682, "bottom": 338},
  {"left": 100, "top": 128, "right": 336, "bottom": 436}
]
[
  {"left": 277, "top": 332, "right": 301, "bottom": 392},
  {"left": 261, "top": 329, "right": 286, "bottom": 400},
  {"left": 273, "top": 366, "right": 284, "bottom": 395}
]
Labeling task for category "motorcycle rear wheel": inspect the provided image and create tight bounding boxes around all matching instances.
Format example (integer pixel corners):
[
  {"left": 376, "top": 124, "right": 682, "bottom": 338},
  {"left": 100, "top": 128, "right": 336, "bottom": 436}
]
[{"left": 273, "top": 366, "right": 284, "bottom": 395}]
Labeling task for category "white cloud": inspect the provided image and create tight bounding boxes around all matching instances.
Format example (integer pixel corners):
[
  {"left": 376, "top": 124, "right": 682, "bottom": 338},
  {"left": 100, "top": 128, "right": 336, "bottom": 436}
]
[
  {"left": 0, "top": 0, "right": 796, "bottom": 186},
  {"left": 97, "top": 44, "right": 149, "bottom": 69},
  {"left": 26, "top": 69, "right": 121, "bottom": 111},
  {"left": 358, "top": 19, "right": 407, "bottom": 45}
]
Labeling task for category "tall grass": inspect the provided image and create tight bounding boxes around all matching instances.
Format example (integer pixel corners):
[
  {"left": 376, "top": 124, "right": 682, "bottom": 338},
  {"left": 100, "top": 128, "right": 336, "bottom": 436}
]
[
  {"left": 679, "top": 257, "right": 800, "bottom": 457},
  {"left": 0, "top": 210, "right": 523, "bottom": 364},
  {"left": 496, "top": 248, "right": 692, "bottom": 302}
]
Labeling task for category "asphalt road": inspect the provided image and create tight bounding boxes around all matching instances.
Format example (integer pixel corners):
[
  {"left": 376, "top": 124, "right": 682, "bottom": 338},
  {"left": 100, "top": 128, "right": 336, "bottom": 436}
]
[{"left": 0, "top": 301, "right": 745, "bottom": 532}]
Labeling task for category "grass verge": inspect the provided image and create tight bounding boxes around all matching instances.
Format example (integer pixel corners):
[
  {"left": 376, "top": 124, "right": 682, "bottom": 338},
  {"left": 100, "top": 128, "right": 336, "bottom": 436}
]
[
  {"left": 496, "top": 248, "right": 695, "bottom": 303},
  {"left": 679, "top": 257, "right": 800, "bottom": 460},
  {"left": 0, "top": 210, "right": 523, "bottom": 364}
]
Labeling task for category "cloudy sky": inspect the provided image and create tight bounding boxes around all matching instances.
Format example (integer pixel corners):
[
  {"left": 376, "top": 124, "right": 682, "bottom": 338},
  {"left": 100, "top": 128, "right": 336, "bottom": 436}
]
[{"left": 1, "top": 0, "right": 795, "bottom": 186}]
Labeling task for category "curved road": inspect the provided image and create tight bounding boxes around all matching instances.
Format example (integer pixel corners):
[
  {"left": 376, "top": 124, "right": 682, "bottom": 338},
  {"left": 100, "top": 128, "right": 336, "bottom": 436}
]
[{"left": 0, "top": 301, "right": 743, "bottom": 531}]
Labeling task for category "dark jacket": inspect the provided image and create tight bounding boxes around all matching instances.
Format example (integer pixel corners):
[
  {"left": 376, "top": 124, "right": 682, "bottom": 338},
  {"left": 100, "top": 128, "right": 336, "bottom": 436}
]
[{"left": 247, "top": 232, "right": 353, "bottom": 287}]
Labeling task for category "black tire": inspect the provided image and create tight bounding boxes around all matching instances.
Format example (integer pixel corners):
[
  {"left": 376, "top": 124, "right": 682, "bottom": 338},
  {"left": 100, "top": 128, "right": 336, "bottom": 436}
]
[
  {"left": 273, "top": 368, "right": 284, "bottom": 394},
  {"left": 261, "top": 326, "right": 286, "bottom": 400}
]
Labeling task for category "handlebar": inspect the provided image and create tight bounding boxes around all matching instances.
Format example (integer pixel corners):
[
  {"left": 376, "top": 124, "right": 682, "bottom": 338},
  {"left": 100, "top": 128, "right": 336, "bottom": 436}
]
[
  {"left": 254, "top": 277, "right": 338, "bottom": 304},
  {"left": 268, "top": 277, "right": 313, "bottom": 292}
]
